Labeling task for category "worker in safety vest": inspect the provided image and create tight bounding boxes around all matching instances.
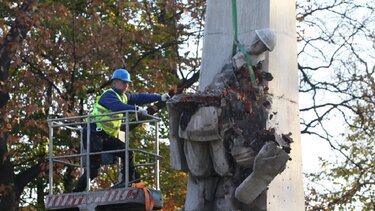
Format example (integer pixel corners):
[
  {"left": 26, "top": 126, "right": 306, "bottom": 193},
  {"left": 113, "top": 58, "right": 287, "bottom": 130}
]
[{"left": 73, "top": 68, "right": 170, "bottom": 192}]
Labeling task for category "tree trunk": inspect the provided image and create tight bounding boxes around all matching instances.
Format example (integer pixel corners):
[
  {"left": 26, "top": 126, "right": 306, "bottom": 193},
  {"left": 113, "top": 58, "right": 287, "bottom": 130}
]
[
  {"left": 36, "top": 178, "right": 46, "bottom": 209},
  {"left": 14, "top": 160, "right": 48, "bottom": 201},
  {"left": 0, "top": 1, "right": 37, "bottom": 210},
  {"left": 0, "top": 135, "right": 16, "bottom": 211}
]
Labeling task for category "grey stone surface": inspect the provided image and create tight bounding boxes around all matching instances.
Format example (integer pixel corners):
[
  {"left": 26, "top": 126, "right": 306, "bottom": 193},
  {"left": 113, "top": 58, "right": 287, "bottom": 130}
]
[
  {"left": 235, "top": 142, "right": 289, "bottom": 204},
  {"left": 184, "top": 140, "right": 213, "bottom": 178},
  {"left": 167, "top": 104, "right": 188, "bottom": 171},
  {"left": 196, "top": 0, "right": 304, "bottom": 210},
  {"left": 167, "top": 1, "right": 304, "bottom": 210},
  {"left": 179, "top": 106, "right": 221, "bottom": 142}
]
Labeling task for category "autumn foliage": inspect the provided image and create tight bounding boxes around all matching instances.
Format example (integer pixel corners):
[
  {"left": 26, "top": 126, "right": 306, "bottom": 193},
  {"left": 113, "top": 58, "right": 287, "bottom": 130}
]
[{"left": 0, "top": 1, "right": 203, "bottom": 210}]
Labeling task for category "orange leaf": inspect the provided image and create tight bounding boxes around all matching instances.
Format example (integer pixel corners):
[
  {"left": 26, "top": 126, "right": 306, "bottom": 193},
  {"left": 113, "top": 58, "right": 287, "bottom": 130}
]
[{"left": 7, "top": 135, "right": 20, "bottom": 145}]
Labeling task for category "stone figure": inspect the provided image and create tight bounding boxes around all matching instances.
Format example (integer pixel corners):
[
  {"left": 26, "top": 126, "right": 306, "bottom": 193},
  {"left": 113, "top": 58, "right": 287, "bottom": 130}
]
[{"left": 168, "top": 28, "right": 292, "bottom": 211}]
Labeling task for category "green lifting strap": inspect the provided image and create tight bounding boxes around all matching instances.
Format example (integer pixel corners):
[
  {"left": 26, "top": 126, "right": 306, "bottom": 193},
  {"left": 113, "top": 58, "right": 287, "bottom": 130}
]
[
  {"left": 231, "top": 0, "right": 238, "bottom": 56},
  {"left": 231, "top": 0, "right": 257, "bottom": 84}
]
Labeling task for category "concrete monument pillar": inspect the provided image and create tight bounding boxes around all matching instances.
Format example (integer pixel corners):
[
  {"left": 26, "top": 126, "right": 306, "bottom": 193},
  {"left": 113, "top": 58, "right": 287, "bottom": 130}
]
[{"left": 197, "top": 0, "right": 305, "bottom": 210}]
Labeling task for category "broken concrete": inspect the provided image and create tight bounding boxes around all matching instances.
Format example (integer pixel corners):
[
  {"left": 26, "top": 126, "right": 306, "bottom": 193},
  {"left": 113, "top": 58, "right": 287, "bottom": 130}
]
[
  {"left": 210, "top": 139, "right": 232, "bottom": 177},
  {"left": 184, "top": 174, "right": 219, "bottom": 211},
  {"left": 179, "top": 106, "right": 221, "bottom": 142},
  {"left": 231, "top": 143, "right": 256, "bottom": 169},
  {"left": 167, "top": 103, "right": 188, "bottom": 171},
  {"left": 184, "top": 140, "right": 214, "bottom": 178},
  {"left": 168, "top": 26, "right": 294, "bottom": 210},
  {"left": 235, "top": 141, "right": 289, "bottom": 204}
]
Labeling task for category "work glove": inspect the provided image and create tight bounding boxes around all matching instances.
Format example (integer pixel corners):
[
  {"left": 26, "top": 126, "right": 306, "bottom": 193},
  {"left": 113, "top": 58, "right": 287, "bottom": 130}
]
[
  {"left": 161, "top": 93, "right": 170, "bottom": 101},
  {"left": 137, "top": 107, "right": 148, "bottom": 115}
]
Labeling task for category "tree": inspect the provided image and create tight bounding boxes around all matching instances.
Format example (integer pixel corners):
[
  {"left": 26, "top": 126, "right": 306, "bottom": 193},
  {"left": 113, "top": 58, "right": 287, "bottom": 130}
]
[
  {"left": 0, "top": 1, "right": 204, "bottom": 210},
  {"left": 0, "top": 1, "right": 40, "bottom": 210},
  {"left": 296, "top": 0, "right": 374, "bottom": 210}
]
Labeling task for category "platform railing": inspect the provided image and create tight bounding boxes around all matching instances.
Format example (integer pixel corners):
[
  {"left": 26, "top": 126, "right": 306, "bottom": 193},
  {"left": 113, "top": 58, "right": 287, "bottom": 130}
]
[{"left": 47, "top": 110, "right": 161, "bottom": 195}]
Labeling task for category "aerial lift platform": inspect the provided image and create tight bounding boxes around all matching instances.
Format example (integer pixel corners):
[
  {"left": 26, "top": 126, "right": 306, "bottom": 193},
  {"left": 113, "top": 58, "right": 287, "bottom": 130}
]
[{"left": 45, "top": 111, "right": 163, "bottom": 211}]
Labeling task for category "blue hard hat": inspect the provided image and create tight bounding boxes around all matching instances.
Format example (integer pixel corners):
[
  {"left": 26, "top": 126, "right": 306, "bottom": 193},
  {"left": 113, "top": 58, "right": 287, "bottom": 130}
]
[{"left": 111, "top": 68, "right": 132, "bottom": 82}]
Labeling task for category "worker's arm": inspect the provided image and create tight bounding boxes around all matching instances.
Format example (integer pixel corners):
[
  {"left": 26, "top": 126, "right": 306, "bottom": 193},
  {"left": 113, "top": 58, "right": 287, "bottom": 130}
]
[
  {"left": 126, "top": 93, "right": 161, "bottom": 105},
  {"left": 99, "top": 91, "right": 162, "bottom": 111},
  {"left": 99, "top": 91, "right": 137, "bottom": 111}
]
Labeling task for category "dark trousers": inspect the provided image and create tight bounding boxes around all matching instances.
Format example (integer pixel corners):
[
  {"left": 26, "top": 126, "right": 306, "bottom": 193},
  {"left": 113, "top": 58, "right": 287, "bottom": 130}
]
[{"left": 73, "top": 128, "right": 135, "bottom": 192}]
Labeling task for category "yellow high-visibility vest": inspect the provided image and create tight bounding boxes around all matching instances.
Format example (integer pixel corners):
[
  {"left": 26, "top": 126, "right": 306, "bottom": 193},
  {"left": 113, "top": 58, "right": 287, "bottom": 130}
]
[{"left": 92, "top": 88, "right": 128, "bottom": 137}]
